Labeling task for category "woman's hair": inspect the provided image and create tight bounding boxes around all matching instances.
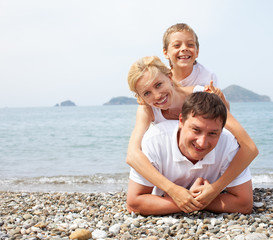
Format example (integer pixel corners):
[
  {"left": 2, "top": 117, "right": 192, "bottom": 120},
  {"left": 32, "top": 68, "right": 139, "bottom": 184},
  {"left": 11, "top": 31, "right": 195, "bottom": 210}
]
[
  {"left": 127, "top": 56, "right": 172, "bottom": 98},
  {"left": 163, "top": 23, "right": 199, "bottom": 51},
  {"left": 182, "top": 92, "right": 227, "bottom": 128}
]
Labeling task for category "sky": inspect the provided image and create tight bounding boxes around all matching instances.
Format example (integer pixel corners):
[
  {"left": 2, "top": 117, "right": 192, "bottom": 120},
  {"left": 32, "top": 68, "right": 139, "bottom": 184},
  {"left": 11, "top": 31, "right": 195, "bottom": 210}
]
[{"left": 0, "top": 0, "right": 273, "bottom": 107}]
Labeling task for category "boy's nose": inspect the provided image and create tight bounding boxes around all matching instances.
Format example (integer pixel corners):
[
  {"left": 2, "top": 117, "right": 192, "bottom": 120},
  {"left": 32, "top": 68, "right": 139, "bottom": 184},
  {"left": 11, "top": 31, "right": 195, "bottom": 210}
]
[{"left": 180, "top": 43, "right": 188, "bottom": 52}]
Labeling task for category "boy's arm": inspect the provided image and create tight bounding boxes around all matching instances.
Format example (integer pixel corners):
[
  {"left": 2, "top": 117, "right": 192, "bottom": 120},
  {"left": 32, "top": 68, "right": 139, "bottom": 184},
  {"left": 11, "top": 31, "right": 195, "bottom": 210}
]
[{"left": 204, "top": 180, "right": 253, "bottom": 214}]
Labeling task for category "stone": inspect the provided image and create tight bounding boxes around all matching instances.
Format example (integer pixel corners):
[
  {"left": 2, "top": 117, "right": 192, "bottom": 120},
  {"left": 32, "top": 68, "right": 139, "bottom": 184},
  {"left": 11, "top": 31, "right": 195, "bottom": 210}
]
[{"left": 69, "top": 229, "right": 92, "bottom": 240}]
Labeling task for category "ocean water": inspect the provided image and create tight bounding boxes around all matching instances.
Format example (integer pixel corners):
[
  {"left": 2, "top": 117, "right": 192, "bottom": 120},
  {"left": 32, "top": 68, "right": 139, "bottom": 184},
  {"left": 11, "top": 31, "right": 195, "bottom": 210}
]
[{"left": 0, "top": 102, "right": 272, "bottom": 193}]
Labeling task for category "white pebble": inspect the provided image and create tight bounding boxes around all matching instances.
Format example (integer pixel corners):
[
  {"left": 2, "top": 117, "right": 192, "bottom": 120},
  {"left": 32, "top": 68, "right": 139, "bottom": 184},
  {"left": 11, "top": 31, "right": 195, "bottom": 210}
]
[
  {"left": 109, "top": 223, "right": 121, "bottom": 235},
  {"left": 92, "top": 229, "right": 107, "bottom": 239}
]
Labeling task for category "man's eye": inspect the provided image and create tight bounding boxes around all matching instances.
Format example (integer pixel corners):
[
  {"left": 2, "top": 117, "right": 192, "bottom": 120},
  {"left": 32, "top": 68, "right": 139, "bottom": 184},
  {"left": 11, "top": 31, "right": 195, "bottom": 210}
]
[{"left": 193, "top": 128, "right": 200, "bottom": 133}]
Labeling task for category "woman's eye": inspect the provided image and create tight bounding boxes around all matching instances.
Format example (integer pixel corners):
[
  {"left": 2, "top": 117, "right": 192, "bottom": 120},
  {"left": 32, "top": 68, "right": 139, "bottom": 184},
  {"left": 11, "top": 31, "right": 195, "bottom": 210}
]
[
  {"left": 144, "top": 92, "right": 150, "bottom": 97},
  {"left": 156, "top": 83, "right": 162, "bottom": 88}
]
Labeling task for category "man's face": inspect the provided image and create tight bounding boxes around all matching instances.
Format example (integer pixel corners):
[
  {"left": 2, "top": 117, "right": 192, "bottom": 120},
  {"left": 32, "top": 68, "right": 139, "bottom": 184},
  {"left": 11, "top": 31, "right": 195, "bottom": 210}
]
[{"left": 178, "top": 113, "right": 223, "bottom": 162}]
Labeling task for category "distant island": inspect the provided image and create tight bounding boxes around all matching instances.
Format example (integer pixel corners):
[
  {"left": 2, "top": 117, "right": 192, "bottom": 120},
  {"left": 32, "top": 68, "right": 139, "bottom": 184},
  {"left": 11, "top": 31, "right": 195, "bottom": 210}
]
[
  {"left": 104, "top": 85, "right": 271, "bottom": 105},
  {"left": 222, "top": 85, "right": 271, "bottom": 102},
  {"left": 103, "top": 96, "right": 137, "bottom": 105},
  {"left": 55, "top": 100, "right": 76, "bottom": 107}
]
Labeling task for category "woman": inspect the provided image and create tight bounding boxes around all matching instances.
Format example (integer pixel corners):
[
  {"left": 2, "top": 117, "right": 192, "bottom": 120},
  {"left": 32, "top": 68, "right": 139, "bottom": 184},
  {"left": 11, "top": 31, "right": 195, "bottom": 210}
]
[{"left": 126, "top": 56, "right": 258, "bottom": 212}]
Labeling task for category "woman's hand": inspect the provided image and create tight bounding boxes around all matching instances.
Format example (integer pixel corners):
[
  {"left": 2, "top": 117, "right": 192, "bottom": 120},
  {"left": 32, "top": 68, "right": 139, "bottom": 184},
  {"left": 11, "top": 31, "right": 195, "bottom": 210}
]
[
  {"left": 167, "top": 184, "right": 204, "bottom": 213},
  {"left": 190, "top": 178, "right": 222, "bottom": 209}
]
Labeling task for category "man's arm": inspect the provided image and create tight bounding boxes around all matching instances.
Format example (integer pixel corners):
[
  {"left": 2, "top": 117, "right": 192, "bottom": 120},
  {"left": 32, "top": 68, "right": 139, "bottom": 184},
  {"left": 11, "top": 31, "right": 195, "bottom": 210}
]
[
  {"left": 204, "top": 180, "right": 253, "bottom": 214},
  {"left": 126, "top": 179, "right": 202, "bottom": 216}
]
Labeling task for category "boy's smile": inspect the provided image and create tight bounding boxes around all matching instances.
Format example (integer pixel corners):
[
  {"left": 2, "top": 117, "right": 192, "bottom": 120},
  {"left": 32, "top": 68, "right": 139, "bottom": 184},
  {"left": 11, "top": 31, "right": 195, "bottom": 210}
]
[{"left": 164, "top": 31, "right": 199, "bottom": 73}]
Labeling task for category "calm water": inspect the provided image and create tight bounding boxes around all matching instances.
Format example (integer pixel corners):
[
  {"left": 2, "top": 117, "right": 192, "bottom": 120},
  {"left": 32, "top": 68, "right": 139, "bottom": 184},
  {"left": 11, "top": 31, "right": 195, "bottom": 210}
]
[{"left": 0, "top": 102, "right": 272, "bottom": 192}]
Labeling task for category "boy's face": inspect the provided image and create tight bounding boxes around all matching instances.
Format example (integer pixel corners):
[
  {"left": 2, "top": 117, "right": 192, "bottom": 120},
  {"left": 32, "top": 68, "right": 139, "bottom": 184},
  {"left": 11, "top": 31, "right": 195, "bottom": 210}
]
[
  {"left": 164, "top": 31, "right": 199, "bottom": 71},
  {"left": 136, "top": 71, "right": 174, "bottom": 110},
  {"left": 178, "top": 113, "right": 222, "bottom": 162}
]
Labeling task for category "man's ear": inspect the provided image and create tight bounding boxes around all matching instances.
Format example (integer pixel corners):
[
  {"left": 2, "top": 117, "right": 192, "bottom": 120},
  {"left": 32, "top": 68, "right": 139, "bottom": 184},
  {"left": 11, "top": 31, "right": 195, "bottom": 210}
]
[{"left": 179, "top": 113, "right": 183, "bottom": 128}]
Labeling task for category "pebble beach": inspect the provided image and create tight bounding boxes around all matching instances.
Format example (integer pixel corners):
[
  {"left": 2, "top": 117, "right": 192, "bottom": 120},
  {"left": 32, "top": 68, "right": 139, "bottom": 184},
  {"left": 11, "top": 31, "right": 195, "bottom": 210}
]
[{"left": 1, "top": 188, "right": 273, "bottom": 240}]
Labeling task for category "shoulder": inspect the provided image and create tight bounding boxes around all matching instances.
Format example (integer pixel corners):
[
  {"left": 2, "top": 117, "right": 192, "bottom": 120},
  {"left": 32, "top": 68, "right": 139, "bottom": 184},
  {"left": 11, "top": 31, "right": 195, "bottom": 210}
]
[
  {"left": 143, "top": 120, "right": 178, "bottom": 142},
  {"left": 216, "top": 128, "right": 238, "bottom": 152}
]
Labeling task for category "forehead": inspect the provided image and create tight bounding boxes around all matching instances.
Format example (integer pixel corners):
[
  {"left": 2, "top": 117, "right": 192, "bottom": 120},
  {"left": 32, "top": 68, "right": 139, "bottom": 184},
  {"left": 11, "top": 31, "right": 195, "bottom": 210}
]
[
  {"left": 169, "top": 30, "right": 196, "bottom": 42},
  {"left": 185, "top": 114, "right": 223, "bottom": 131},
  {"left": 135, "top": 70, "right": 168, "bottom": 93}
]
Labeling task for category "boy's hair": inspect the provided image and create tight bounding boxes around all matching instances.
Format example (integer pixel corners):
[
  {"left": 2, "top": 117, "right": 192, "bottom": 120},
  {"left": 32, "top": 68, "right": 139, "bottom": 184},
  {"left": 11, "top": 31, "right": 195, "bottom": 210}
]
[
  {"left": 128, "top": 56, "right": 175, "bottom": 100},
  {"left": 182, "top": 92, "right": 227, "bottom": 128},
  {"left": 163, "top": 23, "right": 199, "bottom": 51}
]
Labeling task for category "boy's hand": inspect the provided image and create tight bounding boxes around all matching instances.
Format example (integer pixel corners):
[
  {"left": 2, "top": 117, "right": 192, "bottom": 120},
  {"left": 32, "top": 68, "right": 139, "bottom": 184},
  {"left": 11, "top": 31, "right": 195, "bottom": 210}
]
[{"left": 204, "top": 80, "right": 230, "bottom": 110}]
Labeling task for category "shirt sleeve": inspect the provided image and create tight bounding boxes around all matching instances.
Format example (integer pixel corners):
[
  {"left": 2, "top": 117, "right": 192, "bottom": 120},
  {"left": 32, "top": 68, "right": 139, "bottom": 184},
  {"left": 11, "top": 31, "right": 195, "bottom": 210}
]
[{"left": 129, "top": 131, "right": 163, "bottom": 187}]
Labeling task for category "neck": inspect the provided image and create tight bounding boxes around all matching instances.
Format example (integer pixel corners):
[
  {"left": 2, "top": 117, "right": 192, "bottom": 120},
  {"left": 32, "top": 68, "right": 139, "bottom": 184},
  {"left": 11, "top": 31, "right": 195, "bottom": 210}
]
[{"left": 172, "top": 65, "right": 194, "bottom": 82}]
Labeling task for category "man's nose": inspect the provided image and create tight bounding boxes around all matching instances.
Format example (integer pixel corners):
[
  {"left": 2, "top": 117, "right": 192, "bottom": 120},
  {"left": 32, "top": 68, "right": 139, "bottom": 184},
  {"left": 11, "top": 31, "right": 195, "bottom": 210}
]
[{"left": 196, "top": 135, "right": 207, "bottom": 148}]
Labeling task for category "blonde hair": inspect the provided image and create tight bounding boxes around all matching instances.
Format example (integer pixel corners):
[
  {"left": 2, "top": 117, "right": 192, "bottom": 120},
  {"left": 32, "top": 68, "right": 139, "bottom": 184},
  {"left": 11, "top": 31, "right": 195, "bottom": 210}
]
[
  {"left": 127, "top": 56, "right": 171, "bottom": 97},
  {"left": 163, "top": 23, "right": 199, "bottom": 51}
]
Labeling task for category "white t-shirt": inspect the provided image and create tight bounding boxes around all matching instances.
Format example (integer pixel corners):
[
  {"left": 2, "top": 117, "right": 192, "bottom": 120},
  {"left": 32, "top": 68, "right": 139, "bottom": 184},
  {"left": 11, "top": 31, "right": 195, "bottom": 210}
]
[
  {"left": 179, "top": 62, "right": 218, "bottom": 87},
  {"left": 129, "top": 120, "right": 251, "bottom": 196}
]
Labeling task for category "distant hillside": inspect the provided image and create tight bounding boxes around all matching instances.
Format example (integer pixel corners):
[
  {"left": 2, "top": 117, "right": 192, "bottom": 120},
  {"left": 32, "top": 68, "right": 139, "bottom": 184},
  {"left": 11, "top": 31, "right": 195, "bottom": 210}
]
[
  {"left": 222, "top": 85, "right": 271, "bottom": 102},
  {"left": 55, "top": 100, "right": 76, "bottom": 107},
  {"left": 103, "top": 96, "right": 137, "bottom": 105},
  {"left": 104, "top": 85, "right": 270, "bottom": 105}
]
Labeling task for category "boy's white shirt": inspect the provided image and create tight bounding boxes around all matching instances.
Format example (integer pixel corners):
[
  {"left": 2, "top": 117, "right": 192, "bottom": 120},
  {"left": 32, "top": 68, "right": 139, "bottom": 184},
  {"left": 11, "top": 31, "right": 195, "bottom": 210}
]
[{"left": 179, "top": 62, "right": 218, "bottom": 87}]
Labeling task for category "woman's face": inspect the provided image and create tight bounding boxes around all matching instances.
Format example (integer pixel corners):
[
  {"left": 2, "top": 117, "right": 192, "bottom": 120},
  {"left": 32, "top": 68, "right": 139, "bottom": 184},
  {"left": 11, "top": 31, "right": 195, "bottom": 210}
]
[{"left": 135, "top": 71, "right": 174, "bottom": 110}]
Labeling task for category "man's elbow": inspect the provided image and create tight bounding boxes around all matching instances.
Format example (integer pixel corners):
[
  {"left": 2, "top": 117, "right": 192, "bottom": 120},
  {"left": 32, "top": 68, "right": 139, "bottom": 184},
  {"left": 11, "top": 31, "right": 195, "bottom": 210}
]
[
  {"left": 237, "top": 197, "right": 253, "bottom": 214},
  {"left": 126, "top": 199, "right": 141, "bottom": 215}
]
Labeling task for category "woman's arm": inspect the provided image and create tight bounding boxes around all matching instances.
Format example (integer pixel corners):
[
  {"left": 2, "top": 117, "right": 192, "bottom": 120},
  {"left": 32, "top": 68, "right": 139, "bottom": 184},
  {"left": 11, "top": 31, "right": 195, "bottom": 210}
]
[
  {"left": 194, "top": 83, "right": 259, "bottom": 206},
  {"left": 126, "top": 105, "right": 203, "bottom": 211}
]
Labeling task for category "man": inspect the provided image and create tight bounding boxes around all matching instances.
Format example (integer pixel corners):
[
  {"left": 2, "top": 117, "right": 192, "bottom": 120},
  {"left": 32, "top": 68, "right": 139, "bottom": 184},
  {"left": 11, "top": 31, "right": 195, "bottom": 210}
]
[{"left": 127, "top": 92, "right": 253, "bottom": 216}]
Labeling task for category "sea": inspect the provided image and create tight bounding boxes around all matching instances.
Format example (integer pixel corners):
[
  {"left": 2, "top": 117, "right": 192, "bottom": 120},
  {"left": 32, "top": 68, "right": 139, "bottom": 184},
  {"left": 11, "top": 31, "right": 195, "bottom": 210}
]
[{"left": 0, "top": 102, "right": 273, "bottom": 193}]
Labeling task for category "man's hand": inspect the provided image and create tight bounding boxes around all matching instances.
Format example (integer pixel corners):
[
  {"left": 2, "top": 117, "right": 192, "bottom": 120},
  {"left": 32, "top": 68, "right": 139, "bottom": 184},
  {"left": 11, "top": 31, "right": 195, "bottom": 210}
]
[
  {"left": 167, "top": 184, "right": 204, "bottom": 213},
  {"left": 190, "top": 178, "right": 222, "bottom": 209}
]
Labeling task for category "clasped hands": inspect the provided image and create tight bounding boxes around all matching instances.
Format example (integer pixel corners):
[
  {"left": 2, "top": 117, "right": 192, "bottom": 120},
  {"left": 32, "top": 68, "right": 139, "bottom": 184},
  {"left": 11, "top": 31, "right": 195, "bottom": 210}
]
[{"left": 168, "top": 177, "right": 220, "bottom": 213}]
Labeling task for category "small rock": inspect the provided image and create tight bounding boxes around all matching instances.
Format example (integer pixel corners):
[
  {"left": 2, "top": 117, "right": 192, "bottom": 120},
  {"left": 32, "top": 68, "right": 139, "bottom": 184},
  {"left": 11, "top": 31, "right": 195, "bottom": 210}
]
[
  {"left": 92, "top": 229, "right": 107, "bottom": 239},
  {"left": 69, "top": 229, "right": 92, "bottom": 240}
]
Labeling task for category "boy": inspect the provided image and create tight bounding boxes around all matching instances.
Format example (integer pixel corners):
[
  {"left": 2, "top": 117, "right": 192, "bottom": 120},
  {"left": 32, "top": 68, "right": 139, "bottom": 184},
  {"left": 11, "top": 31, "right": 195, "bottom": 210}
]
[
  {"left": 163, "top": 23, "right": 218, "bottom": 87},
  {"left": 127, "top": 92, "right": 253, "bottom": 216}
]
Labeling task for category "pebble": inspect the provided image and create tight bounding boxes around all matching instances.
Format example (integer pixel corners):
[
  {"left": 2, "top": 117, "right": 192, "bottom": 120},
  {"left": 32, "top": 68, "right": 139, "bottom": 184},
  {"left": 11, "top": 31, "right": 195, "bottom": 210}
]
[{"left": 0, "top": 188, "right": 273, "bottom": 239}]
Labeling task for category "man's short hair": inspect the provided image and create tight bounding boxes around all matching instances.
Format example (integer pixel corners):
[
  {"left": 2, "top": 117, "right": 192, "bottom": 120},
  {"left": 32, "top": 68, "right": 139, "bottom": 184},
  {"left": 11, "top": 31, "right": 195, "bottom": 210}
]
[{"left": 182, "top": 92, "right": 227, "bottom": 128}]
